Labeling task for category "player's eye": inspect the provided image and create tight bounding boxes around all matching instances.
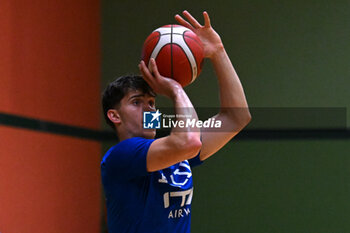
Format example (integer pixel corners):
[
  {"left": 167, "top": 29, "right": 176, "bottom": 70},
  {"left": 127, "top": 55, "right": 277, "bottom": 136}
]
[{"left": 132, "top": 100, "right": 140, "bottom": 105}]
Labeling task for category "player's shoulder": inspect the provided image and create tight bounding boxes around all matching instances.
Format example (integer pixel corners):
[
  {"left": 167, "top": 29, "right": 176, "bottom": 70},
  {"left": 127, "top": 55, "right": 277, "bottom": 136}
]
[
  {"left": 102, "top": 137, "right": 155, "bottom": 163},
  {"left": 115, "top": 137, "right": 154, "bottom": 150}
]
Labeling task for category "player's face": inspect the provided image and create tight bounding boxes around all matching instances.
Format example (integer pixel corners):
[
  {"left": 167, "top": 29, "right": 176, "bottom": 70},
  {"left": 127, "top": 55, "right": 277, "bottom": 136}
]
[{"left": 118, "top": 89, "right": 156, "bottom": 139}]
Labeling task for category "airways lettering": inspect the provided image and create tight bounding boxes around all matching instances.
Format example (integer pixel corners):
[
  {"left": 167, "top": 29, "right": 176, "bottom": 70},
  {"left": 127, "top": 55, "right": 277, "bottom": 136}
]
[{"left": 168, "top": 207, "right": 191, "bottom": 219}]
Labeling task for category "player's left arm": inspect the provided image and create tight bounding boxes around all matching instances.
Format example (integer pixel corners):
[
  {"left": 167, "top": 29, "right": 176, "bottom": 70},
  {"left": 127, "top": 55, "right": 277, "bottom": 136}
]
[{"left": 175, "top": 11, "right": 251, "bottom": 161}]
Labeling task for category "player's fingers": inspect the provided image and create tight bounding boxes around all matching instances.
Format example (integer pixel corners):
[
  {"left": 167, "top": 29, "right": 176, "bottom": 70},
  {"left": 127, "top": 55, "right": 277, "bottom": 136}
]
[
  {"left": 139, "top": 61, "right": 155, "bottom": 84},
  {"left": 149, "top": 58, "right": 161, "bottom": 79},
  {"left": 139, "top": 63, "right": 149, "bottom": 82},
  {"left": 175, "top": 14, "right": 195, "bottom": 31},
  {"left": 203, "top": 11, "right": 211, "bottom": 28},
  {"left": 139, "top": 61, "right": 152, "bottom": 79},
  {"left": 182, "top": 10, "right": 202, "bottom": 28}
]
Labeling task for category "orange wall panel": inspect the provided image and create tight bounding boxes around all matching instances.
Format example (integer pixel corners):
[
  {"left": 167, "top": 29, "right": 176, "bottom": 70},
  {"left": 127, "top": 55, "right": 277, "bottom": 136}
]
[
  {"left": 0, "top": 126, "right": 101, "bottom": 233},
  {"left": 0, "top": 1, "right": 102, "bottom": 232},
  {"left": 0, "top": 0, "right": 100, "bottom": 129}
]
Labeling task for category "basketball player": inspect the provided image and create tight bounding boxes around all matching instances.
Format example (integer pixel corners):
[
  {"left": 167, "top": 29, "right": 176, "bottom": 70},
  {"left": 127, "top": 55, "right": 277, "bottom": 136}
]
[{"left": 101, "top": 11, "right": 251, "bottom": 233}]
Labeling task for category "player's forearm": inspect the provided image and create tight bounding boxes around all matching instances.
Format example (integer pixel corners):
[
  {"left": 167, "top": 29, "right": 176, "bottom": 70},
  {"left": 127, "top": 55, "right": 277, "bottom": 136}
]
[
  {"left": 168, "top": 86, "right": 201, "bottom": 156},
  {"left": 211, "top": 47, "right": 248, "bottom": 108},
  {"left": 170, "top": 86, "right": 200, "bottom": 136},
  {"left": 211, "top": 47, "right": 251, "bottom": 124}
]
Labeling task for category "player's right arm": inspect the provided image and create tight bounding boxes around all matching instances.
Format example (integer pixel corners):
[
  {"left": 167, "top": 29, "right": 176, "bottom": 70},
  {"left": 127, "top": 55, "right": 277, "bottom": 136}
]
[{"left": 139, "top": 59, "right": 201, "bottom": 172}]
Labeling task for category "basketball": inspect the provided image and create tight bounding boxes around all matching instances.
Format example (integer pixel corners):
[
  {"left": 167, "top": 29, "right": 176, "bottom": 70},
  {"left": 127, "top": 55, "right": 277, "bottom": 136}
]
[{"left": 141, "top": 25, "right": 204, "bottom": 87}]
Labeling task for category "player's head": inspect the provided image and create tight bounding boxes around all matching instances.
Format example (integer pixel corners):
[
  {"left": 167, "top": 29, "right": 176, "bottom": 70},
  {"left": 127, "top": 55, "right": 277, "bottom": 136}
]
[{"left": 102, "top": 75, "right": 156, "bottom": 140}]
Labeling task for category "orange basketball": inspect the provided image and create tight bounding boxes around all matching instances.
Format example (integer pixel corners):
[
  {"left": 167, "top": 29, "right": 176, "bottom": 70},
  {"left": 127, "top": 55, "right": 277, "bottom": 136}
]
[{"left": 141, "top": 25, "right": 204, "bottom": 87}]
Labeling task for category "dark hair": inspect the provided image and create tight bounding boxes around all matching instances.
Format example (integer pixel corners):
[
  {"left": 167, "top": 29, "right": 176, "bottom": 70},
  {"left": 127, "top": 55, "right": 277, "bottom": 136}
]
[{"left": 102, "top": 75, "right": 155, "bottom": 129}]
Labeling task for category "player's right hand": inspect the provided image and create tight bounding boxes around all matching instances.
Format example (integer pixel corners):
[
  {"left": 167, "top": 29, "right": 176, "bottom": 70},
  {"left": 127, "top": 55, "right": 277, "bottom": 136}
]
[
  {"left": 139, "top": 58, "right": 182, "bottom": 99},
  {"left": 175, "top": 11, "right": 223, "bottom": 59}
]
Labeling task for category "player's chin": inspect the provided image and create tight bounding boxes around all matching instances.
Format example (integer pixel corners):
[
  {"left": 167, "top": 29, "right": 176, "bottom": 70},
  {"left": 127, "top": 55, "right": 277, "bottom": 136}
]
[{"left": 143, "top": 129, "right": 156, "bottom": 139}]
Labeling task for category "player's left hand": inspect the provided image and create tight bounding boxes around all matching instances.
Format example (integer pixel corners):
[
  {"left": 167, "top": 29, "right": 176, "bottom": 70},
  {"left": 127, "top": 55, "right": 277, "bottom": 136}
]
[
  {"left": 139, "top": 59, "right": 182, "bottom": 99},
  {"left": 175, "top": 10, "right": 223, "bottom": 59}
]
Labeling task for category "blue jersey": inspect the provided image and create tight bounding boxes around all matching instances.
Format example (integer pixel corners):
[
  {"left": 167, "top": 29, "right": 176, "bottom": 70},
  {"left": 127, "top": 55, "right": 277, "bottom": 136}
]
[{"left": 101, "top": 137, "right": 203, "bottom": 233}]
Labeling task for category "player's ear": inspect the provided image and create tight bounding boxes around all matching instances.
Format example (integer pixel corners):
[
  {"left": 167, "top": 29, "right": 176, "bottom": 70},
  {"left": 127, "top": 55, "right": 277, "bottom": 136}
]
[{"left": 107, "top": 109, "right": 121, "bottom": 125}]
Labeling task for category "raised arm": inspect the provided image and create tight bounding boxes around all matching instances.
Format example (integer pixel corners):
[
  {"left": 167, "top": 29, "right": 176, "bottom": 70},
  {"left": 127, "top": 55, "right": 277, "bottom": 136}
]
[
  {"left": 175, "top": 11, "right": 251, "bottom": 161},
  {"left": 139, "top": 59, "right": 202, "bottom": 171}
]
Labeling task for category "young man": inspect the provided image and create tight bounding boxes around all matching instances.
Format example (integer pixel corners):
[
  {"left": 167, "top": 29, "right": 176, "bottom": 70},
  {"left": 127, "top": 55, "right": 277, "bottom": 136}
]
[{"left": 101, "top": 11, "right": 251, "bottom": 233}]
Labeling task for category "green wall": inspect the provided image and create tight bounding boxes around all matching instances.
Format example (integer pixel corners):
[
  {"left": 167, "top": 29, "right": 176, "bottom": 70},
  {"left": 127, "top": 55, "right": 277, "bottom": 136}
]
[
  {"left": 102, "top": 0, "right": 350, "bottom": 110},
  {"left": 192, "top": 139, "right": 350, "bottom": 233},
  {"left": 101, "top": 1, "right": 350, "bottom": 232}
]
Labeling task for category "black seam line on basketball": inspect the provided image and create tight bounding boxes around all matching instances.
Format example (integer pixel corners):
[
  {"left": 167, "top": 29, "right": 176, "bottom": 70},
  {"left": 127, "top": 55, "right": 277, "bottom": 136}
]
[
  {"left": 171, "top": 43, "right": 193, "bottom": 85},
  {"left": 182, "top": 35, "right": 204, "bottom": 81},
  {"left": 182, "top": 33, "right": 194, "bottom": 83},
  {"left": 159, "top": 33, "right": 188, "bottom": 36},
  {"left": 142, "top": 31, "right": 161, "bottom": 49},
  {"left": 170, "top": 25, "right": 174, "bottom": 79},
  {"left": 0, "top": 112, "right": 115, "bottom": 141},
  {"left": 183, "top": 35, "right": 203, "bottom": 49},
  {"left": 151, "top": 45, "right": 171, "bottom": 70},
  {"left": 143, "top": 31, "right": 161, "bottom": 64},
  {"left": 154, "top": 44, "right": 170, "bottom": 67}
]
